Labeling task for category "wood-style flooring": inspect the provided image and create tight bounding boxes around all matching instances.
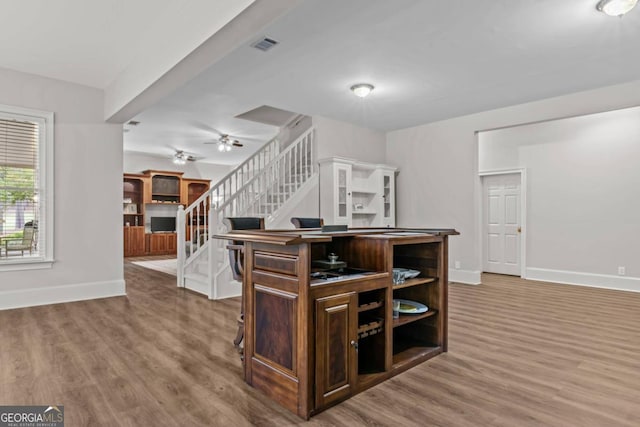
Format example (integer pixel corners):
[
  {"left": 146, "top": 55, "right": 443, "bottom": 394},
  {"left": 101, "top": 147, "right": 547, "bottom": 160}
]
[{"left": 1, "top": 261, "right": 640, "bottom": 426}]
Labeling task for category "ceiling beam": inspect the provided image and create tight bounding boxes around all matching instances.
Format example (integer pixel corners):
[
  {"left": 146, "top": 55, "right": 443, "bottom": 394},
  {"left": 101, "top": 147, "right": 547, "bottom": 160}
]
[{"left": 105, "top": 0, "right": 301, "bottom": 124}]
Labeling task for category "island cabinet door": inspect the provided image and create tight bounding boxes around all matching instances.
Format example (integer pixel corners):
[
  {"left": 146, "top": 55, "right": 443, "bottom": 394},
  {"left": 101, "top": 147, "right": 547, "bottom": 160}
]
[{"left": 315, "top": 292, "right": 358, "bottom": 410}]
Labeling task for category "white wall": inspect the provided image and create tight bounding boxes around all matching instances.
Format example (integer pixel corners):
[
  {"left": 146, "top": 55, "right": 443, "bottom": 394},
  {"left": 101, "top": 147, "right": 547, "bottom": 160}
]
[
  {"left": 479, "top": 106, "right": 640, "bottom": 282},
  {"left": 314, "top": 116, "right": 386, "bottom": 164},
  {"left": 387, "top": 78, "right": 640, "bottom": 289},
  {"left": 0, "top": 67, "right": 125, "bottom": 309},
  {"left": 124, "top": 151, "right": 232, "bottom": 183}
]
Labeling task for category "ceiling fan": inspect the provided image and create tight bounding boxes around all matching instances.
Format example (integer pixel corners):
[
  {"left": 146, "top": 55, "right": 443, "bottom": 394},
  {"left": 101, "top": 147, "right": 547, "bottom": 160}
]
[
  {"left": 172, "top": 150, "right": 198, "bottom": 165},
  {"left": 203, "top": 134, "right": 244, "bottom": 152}
]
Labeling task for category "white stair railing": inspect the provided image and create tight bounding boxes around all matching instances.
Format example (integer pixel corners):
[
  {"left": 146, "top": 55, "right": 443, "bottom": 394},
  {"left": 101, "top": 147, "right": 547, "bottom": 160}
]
[
  {"left": 177, "top": 127, "right": 316, "bottom": 298},
  {"left": 176, "top": 135, "right": 279, "bottom": 288}
]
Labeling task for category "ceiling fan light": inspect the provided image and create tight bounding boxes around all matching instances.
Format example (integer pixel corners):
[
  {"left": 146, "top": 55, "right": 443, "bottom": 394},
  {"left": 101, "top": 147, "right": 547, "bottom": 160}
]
[
  {"left": 173, "top": 156, "right": 186, "bottom": 165},
  {"left": 596, "top": 0, "right": 638, "bottom": 16},
  {"left": 225, "top": 143, "right": 232, "bottom": 152},
  {"left": 173, "top": 151, "right": 187, "bottom": 165},
  {"left": 217, "top": 142, "right": 226, "bottom": 152},
  {"left": 350, "top": 83, "right": 374, "bottom": 98}
]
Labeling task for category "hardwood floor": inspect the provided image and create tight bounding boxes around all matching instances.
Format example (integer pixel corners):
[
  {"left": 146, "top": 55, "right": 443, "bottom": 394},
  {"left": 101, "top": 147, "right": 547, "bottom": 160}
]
[{"left": 2, "top": 266, "right": 640, "bottom": 426}]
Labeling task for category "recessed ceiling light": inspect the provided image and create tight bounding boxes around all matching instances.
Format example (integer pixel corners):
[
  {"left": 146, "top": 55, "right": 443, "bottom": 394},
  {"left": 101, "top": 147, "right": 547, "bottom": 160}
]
[
  {"left": 596, "top": 0, "right": 638, "bottom": 16},
  {"left": 350, "top": 83, "right": 375, "bottom": 98}
]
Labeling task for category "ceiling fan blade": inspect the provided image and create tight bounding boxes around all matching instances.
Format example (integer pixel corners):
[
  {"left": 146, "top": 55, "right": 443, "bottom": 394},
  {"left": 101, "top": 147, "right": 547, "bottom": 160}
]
[
  {"left": 191, "top": 121, "right": 224, "bottom": 136},
  {"left": 232, "top": 141, "right": 244, "bottom": 147}
]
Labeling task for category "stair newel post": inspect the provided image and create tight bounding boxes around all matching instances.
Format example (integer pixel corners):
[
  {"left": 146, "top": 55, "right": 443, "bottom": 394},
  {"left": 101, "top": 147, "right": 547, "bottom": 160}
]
[{"left": 176, "top": 205, "right": 186, "bottom": 288}]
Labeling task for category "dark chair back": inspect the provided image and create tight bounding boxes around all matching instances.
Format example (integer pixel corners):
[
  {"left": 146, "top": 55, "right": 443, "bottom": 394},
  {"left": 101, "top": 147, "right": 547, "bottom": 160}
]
[
  {"left": 290, "top": 217, "right": 324, "bottom": 228},
  {"left": 223, "top": 217, "right": 265, "bottom": 280}
]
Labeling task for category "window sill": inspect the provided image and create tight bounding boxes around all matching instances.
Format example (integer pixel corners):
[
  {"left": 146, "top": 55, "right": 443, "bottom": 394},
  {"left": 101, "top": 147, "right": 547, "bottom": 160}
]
[{"left": 0, "top": 258, "right": 54, "bottom": 272}]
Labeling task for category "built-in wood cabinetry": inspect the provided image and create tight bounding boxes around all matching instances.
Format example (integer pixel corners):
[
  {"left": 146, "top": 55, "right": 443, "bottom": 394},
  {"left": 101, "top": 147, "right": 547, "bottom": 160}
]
[
  {"left": 123, "top": 174, "right": 145, "bottom": 227},
  {"left": 123, "top": 226, "right": 145, "bottom": 257},
  {"left": 147, "top": 233, "right": 177, "bottom": 255},
  {"left": 123, "top": 174, "right": 147, "bottom": 256},
  {"left": 143, "top": 170, "right": 183, "bottom": 204},
  {"left": 319, "top": 157, "right": 397, "bottom": 227},
  {"left": 123, "top": 170, "right": 210, "bottom": 256},
  {"left": 181, "top": 179, "right": 210, "bottom": 206},
  {"left": 218, "top": 227, "right": 457, "bottom": 419}
]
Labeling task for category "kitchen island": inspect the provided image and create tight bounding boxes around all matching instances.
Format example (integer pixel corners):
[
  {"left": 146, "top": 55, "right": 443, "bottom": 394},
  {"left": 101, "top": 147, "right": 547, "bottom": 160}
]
[{"left": 215, "top": 227, "right": 459, "bottom": 419}]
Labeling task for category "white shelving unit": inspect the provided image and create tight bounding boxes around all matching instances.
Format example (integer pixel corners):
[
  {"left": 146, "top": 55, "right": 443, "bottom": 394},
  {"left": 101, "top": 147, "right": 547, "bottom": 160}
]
[{"left": 319, "top": 157, "right": 397, "bottom": 227}]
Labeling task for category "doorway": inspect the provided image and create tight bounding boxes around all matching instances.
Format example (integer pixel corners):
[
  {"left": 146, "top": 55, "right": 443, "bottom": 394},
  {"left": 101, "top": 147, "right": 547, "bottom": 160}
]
[{"left": 481, "top": 172, "right": 525, "bottom": 276}]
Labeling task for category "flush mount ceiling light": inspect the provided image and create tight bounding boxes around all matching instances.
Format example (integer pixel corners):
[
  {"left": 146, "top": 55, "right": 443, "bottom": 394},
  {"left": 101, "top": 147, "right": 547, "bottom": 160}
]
[
  {"left": 596, "top": 0, "right": 638, "bottom": 16},
  {"left": 350, "top": 83, "right": 375, "bottom": 98}
]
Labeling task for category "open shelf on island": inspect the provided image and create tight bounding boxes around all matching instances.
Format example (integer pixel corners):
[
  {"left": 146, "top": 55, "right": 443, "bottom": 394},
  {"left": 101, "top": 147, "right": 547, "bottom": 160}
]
[
  {"left": 392, "top": 345, "right": 441, "bottom": 369},
  {"left": 392, "top": 309, "right": 437, "bottom": 328},
  {"left": 357, "top": 372, "right": 386, "bottom": 389},
  {"left": 392, "top": 277, "right": 436, "bottom": 290}
]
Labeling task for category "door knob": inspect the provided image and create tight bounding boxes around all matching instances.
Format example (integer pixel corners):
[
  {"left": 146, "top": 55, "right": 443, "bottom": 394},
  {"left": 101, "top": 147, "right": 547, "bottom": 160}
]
[
  {"left": 350, "top": 340, "right": 358, "bottom": 351},
  {"left": 517, "top": 227, "right": 521, "bottom": 233}
]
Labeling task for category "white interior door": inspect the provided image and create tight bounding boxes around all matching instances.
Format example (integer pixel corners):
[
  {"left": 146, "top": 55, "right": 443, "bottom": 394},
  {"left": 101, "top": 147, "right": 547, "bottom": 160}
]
[{"left": 483, "top": 173, "right": 521, "bottom": 276}]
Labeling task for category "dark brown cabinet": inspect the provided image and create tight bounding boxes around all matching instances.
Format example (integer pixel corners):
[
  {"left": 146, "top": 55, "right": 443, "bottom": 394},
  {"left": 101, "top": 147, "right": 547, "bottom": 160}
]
[
  {"left": 222, "top": 227, "right": 458, "bottom": 419},
  {"left": 315, "top": 292, "right": 357, "bottom": 409}
]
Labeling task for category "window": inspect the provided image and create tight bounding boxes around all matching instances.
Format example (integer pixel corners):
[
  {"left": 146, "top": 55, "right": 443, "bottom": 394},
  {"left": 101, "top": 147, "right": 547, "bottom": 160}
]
[{"left": 0, "top": 104, "right": 53, "bottom": 270}]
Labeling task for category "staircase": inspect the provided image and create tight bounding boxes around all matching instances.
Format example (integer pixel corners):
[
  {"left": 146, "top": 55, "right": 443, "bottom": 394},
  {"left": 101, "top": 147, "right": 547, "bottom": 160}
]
[{"left": 176, "top": 127, "right": 316, "bottom": 299}]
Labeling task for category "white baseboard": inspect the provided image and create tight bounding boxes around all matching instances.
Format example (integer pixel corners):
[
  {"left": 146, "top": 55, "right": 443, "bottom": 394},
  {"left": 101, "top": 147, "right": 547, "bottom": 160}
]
[
  {"left": 526, "top": 267, "right": 640, "bottom": 293},
  {"left": 0, "top": 279, "right": 126, "bottom": 311},
  {"left": 183, "top": 277, "right": 209, "bottom": 297},
  {"left": 213, "top": 278, "right": 241, "bottom": 300},
  {"left": 448, "top": 269, "right": 481, "bottom": 285}
]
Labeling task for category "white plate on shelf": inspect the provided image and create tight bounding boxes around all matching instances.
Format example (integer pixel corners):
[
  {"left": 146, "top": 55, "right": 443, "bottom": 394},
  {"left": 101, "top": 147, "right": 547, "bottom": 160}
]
[{"left": 393, "top": 299, "right": 428, "bottom": 314}]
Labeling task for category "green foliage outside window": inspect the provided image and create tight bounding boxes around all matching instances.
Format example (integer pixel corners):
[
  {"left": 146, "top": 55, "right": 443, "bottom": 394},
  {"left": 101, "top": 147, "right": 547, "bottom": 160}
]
[{"left": 0, "top": 166, "right": 36, "bottom": 204}]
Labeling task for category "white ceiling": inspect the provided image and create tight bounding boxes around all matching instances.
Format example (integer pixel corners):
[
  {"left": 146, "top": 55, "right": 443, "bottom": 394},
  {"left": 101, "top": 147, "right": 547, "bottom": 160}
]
[
  {"left": 2, "top": 1, "right": 640, "bottom": 166},
  {"left": 0, "top": 0, "right": 179, "bottom": 88}
]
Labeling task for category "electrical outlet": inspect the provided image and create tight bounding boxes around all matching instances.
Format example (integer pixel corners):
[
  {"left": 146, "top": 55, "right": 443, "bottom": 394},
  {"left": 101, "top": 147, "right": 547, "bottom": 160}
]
[
  {"left": 618, "top": 266, "right": 626, "bottom": 276},
  {"left": 454, "top": 260, "right": 461, "bottom": 269}
]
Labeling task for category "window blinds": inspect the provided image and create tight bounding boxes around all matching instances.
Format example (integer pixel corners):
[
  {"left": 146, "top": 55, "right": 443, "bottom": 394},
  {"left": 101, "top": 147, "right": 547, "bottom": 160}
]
[
  {"left": 0, "top": 117, "right": 40, "bottom": 251},
  {"left": 0, "top": 118, "right": 38, "bottom": 168}
]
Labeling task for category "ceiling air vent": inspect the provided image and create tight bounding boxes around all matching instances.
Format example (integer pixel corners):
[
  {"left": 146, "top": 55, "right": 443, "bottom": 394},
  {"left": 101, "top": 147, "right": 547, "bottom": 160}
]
[
  {"left": 127, "top": 120, "right": 140, "bottom": 126},
  {"left": 251, "top": 37, "right": 279, "bottom": 52}
]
